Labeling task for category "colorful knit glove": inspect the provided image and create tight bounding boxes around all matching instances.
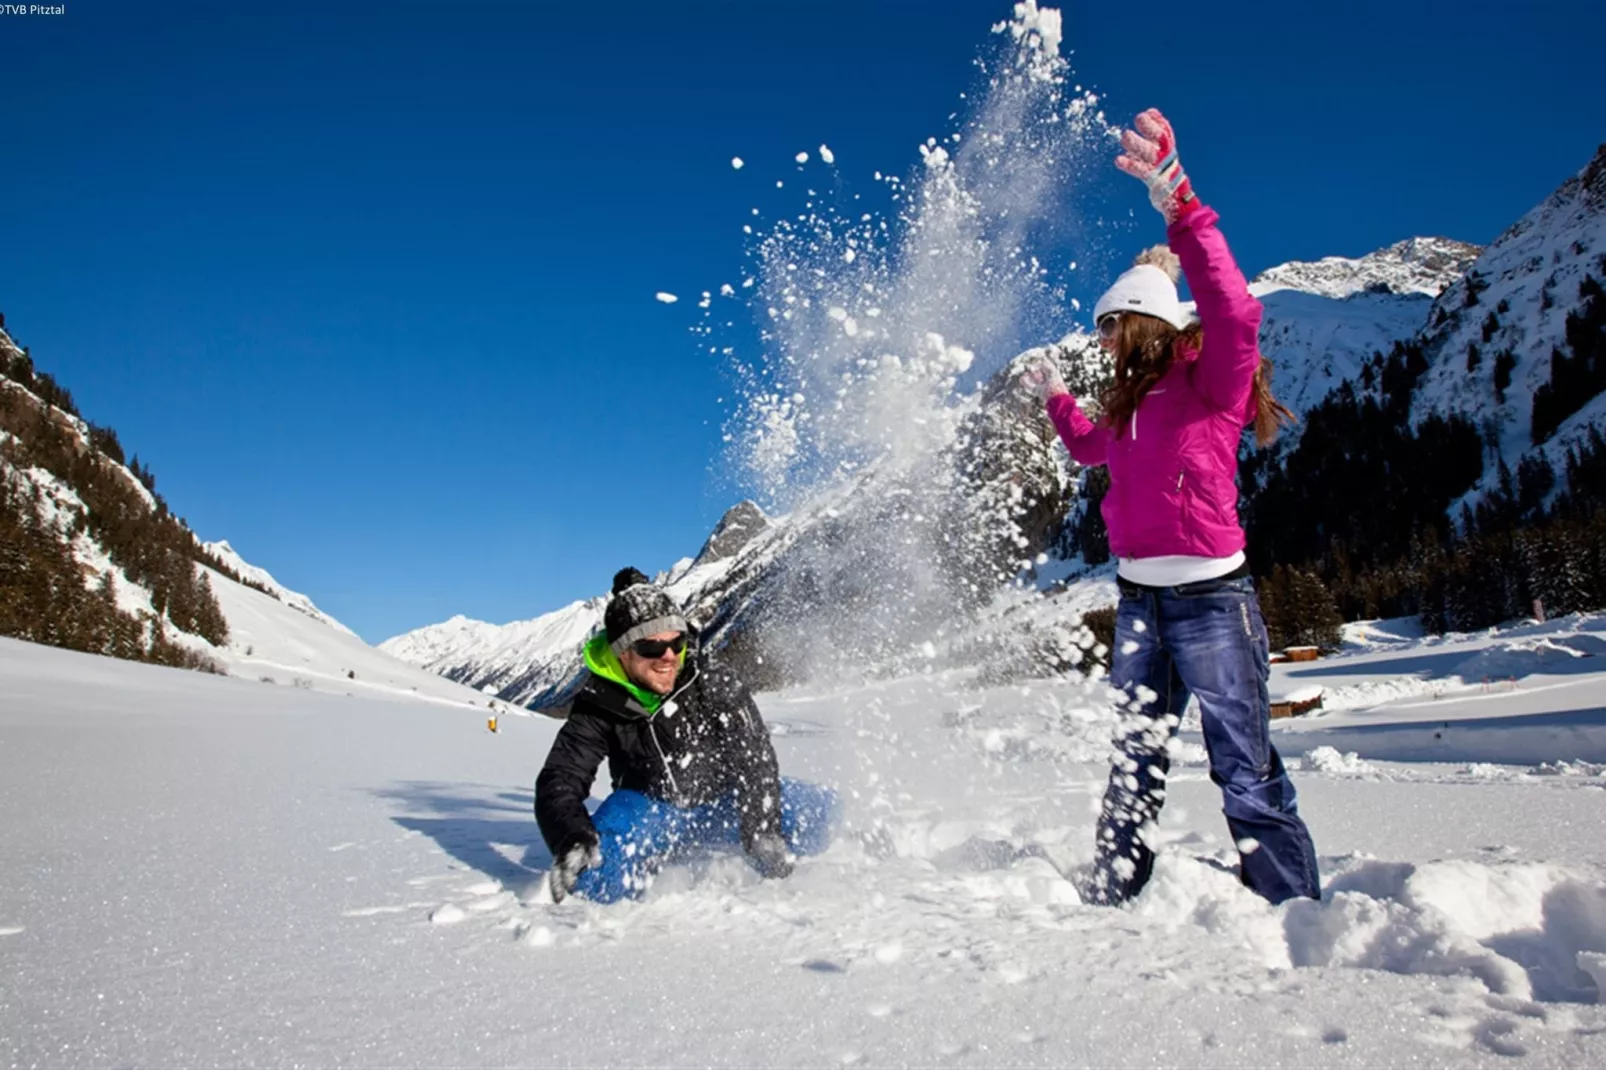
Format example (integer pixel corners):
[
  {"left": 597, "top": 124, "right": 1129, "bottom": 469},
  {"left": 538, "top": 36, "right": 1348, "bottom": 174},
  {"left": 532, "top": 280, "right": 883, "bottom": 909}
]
[{"left": 1115, "top": 109, "right": 1198, "bottom": 224}]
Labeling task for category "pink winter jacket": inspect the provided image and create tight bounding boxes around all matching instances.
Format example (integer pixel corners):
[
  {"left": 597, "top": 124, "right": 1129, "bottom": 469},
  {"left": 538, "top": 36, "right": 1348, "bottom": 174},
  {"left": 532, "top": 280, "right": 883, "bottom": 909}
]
[{"left": 1047, "top": 206, "right": 1262, "bottom": 561}]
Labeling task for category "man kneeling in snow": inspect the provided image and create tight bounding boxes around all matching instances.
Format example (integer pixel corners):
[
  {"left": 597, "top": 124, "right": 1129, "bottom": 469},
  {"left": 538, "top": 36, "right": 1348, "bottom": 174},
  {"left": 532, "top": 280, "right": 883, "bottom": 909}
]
[{"left": 535, "top": 568, "right": 835, "bottom": 903}]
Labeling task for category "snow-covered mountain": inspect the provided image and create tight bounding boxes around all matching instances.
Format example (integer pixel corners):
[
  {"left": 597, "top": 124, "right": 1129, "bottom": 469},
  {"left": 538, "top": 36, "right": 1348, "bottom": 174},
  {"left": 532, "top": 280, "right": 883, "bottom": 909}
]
[
  {"left": 1411, "top": 144, "right": 1606, "bottom": 491},
  {"left": 0, "top": 323, "right": 491, "bottom": 710},
  {"left": 1248, "top": 239, "right": 1481, "bottom": 418},
  {"left": 203, "top": 538, "right": 357, "bottom": 637},
  {"left": 1253, "top": 237, "right": 1481, "bottom": 301},
  {"left": 207, "top": 566, "right": 506, "bottom": 710},
  {"left": 379, "top": 601, "right": 603, "bottom": 708},
  {"left": 381, "top": 505, "right": 781, "bottom": 709}
]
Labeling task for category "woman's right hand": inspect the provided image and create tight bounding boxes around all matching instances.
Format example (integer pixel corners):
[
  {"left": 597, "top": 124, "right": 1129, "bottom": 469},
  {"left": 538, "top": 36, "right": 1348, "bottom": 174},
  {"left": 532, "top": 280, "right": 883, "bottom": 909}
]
[{"left": 1018, "top": 348, "right": 1069, "bottom": 402}]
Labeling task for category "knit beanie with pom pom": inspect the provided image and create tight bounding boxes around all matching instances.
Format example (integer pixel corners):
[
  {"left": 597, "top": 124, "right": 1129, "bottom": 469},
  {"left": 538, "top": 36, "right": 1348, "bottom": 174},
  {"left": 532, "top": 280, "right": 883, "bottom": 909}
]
[
  {"left": 603, "top": 567, "right": 688, "bottom": 654},
  {"left": 1093, "top": 244, "right": 1190, "bottom": 331}
]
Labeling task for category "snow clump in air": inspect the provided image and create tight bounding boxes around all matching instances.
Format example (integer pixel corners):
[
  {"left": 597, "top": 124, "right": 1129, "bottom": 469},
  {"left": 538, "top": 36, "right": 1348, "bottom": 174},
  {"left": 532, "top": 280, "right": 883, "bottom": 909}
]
[
  {"left": 655, "top": 292, "right": 679, "bottom": 304},
  {"left": 994, "top": 0, "right": 1063, "bottom": 62}
]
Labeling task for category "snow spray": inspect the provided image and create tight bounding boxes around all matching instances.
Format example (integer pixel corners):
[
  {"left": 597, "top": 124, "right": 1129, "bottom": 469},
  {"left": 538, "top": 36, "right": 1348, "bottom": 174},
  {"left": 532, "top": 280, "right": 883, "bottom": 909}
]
[{"left": 708, "top": 2, "right": 1113, "bottom": 681}]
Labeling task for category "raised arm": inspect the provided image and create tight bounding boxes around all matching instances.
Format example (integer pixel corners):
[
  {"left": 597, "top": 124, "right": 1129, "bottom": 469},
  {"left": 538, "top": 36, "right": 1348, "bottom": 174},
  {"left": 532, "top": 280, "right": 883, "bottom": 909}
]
[
  {"left": 1118, "top": 108, "right": 1262, "bottom": 415},
  {"left": 1169, "top": 207, "right": 1262, "bottom": 414}
]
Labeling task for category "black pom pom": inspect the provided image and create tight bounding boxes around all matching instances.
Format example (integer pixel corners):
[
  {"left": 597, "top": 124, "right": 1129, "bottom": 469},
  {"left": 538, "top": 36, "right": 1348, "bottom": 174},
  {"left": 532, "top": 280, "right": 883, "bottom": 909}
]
[{"left": 611, "top": 567, "right": 650, "bottom": 595}]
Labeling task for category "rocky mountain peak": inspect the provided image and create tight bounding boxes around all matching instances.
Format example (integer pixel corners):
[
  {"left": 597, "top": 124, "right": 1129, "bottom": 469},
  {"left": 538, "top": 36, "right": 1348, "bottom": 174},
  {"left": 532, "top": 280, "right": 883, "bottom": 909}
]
[
  {"left": 1251, "top": 237, "right": 1481, "bottom": 301},
  {"left": 694, "top": 499, "right": 770, "bottom": 566}
]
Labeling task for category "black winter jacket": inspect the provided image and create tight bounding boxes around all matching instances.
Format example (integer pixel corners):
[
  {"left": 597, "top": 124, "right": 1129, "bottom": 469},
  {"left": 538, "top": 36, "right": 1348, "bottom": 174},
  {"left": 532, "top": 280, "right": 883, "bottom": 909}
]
[{"left": 534, "top": 651, "right": 783, "bottom": 859}]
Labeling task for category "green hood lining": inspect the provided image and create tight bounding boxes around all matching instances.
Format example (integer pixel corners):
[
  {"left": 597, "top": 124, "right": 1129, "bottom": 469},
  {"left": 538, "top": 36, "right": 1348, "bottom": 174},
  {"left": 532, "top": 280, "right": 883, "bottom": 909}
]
[{"left": 583, "top": 633, "right": 686, "bottom": 715}]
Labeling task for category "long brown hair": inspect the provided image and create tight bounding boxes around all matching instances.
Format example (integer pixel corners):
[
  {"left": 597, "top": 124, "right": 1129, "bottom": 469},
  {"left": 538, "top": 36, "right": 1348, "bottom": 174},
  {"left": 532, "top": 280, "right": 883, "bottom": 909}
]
[{"left": 1097, "top": 314, "right": 1295, "bottom": 448}]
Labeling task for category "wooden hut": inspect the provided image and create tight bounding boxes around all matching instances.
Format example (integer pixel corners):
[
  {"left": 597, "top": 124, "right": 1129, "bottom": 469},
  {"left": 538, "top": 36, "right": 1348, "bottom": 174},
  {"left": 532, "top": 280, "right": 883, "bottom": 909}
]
[{"left": 1270, "top": 686, "right": 1325, "bottom": 720}]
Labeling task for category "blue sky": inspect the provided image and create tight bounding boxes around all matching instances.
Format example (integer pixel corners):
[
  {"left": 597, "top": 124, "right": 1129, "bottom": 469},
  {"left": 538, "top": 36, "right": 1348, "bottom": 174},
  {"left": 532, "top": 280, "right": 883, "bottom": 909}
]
[{"left": 2, "top": 0, "right": 1600, "bottom": 642}]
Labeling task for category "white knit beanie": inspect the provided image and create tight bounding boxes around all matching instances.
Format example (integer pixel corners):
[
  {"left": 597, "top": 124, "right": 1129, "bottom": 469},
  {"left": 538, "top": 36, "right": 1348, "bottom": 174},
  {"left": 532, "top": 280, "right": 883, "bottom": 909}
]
[{"left": 1093, "top": 246, "right": 1190, "bottom": 331}]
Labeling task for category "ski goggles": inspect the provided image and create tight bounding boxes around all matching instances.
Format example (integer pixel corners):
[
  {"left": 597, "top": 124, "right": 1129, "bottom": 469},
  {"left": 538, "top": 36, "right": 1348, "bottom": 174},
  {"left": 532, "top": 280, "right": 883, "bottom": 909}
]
[{"left": 630, "top": 634, "right": 687, "bottom": 659}]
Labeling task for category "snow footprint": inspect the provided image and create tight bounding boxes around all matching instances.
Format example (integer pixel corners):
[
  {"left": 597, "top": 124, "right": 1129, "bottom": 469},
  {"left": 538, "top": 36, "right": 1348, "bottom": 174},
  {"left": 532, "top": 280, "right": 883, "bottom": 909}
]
[
  {"left": 1579, "top": 951, "right": 1606, "bottom": 1004},
  {"left": 1474, "top": 1017, "right": 1528, "bottom": 1058}
]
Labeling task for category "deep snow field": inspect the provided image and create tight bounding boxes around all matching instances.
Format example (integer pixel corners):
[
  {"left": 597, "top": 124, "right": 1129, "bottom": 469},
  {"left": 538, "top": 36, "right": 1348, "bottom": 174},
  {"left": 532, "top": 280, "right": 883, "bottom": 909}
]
[{"left": 3, "top": 615, "right": 1606, "bottom": 1068}]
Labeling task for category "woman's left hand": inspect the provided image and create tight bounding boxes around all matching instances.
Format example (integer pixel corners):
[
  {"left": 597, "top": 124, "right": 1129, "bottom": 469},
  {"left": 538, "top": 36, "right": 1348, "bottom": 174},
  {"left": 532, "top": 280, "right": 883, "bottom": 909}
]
[{"left": 1116, "top": 108, "right": 1198, "bottom": 223}]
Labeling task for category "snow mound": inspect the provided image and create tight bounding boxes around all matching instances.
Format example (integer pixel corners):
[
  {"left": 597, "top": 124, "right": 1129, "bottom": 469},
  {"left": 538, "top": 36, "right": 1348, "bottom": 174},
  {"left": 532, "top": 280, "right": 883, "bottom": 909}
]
[
  {"left": 1133, "top": 852, "right": 1606, "bottom": 1006},
  {"left": 1297, "top": 859, "right": 1606, "bottom": 1004},
  {"left": 1341, "top": 616, "right": 1428, "bottom": 650},
  {"left": 1532, "top": 759, "right": 1606, "bottom": 778},
  {"left": 1452, "top": 634, "right": 1606, "bottom": 682},
  {"left": 1303, "top": 746, "right": 1381, "bottom": 777}
]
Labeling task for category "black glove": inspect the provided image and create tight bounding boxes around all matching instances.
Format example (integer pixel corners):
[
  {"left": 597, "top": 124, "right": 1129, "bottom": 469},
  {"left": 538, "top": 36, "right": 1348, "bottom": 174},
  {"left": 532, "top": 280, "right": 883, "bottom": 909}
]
[
  {"left": 748, "top": 832, "right": 794, "bottom": 880},
  {"left": 549, "top": 836, "right": 601, "bottom": 903}
]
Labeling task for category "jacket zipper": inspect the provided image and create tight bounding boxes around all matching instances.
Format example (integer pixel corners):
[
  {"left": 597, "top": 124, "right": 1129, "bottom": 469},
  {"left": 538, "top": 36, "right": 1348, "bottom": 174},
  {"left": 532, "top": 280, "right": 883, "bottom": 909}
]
[
  {"left": 646, "top": 661, "right": 699, "bottom": 802},
  {"left": 1133, "top": 388, "right": 1165, "bottom": 441},
  {"left": 648, "top": 721, "right": 681, "bottom": 800}
]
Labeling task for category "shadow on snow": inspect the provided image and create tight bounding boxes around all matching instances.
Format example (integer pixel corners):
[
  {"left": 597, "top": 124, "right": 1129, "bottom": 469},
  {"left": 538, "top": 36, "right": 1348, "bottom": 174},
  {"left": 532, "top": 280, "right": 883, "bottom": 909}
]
[{"left": 375, "top": 780, "right": 564, "bottom": 892}]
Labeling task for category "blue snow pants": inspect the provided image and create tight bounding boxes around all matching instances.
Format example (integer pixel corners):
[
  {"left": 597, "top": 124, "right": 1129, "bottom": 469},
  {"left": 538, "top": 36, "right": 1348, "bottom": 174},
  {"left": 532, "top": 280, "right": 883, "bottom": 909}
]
[
  {"left": 1089, "top": 571, "right": 1320, "bottom": 905},
  {"left": 571, "top": 777, "right": 837, "bottom": 904}
]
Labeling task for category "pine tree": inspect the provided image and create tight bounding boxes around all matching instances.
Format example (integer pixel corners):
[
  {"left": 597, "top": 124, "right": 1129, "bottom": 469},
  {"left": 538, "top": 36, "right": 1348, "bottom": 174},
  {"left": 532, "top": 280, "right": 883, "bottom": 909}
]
[
  {"left": 1258, "top": 566, "right": 1292, "bottom": 651},
  {"left": 1290, "top": 569, "right": 1343, "bottom": 649},
  {"left": 1075, "top": 467, "right": 1110, "bottom": 565},
  {"left": 1481, "top": 311, "right": 1501, "bottom": 343},
  {"left": 1492, "top": 349, "right": 1517, "bottom": 404}
]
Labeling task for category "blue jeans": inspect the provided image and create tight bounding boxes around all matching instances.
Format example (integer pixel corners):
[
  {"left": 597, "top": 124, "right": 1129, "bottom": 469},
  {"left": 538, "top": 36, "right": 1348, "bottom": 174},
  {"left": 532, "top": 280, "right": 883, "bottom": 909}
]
[
  {"left": 1089, "top": 573, "right": 1320, "bottom": 905},
  {"left": 571, "top": 777, "right": 837, "bottom": 904}
]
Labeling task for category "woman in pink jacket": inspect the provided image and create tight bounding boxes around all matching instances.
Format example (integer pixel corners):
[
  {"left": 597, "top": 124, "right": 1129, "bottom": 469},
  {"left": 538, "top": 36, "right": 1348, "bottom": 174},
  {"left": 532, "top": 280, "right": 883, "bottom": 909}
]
[{"left": 1023, "top": 109, "right": 1319, "bottom": 905}]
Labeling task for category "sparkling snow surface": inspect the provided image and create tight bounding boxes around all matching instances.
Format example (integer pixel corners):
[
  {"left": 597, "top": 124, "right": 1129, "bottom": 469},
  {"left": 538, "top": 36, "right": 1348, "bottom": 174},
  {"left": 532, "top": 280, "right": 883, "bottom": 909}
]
[{"left": 4, "top": 615, "right": 1606, "bottom": 1067}]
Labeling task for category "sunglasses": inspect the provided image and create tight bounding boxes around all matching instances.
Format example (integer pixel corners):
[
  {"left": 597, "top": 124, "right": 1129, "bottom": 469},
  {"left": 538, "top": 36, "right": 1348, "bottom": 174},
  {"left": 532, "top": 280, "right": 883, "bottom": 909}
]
[
  {"left": 630, "top": 634, "right": 687, "bottom": 659},
  {"left": 1097, "top": 314, "right": 1121, "bottom": 340}
]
